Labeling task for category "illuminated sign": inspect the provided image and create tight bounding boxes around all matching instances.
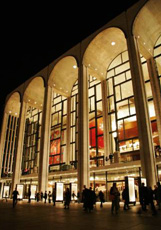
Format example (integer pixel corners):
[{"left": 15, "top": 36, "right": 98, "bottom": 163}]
[
  {"left": 17, "top": 184, "right": 24, "bottom": 199},
  {"left": 56, "top": 182, "right": 64, "bottom": 201},
  {"left": 127, "top": 177, "right": 136, "bottom": 202},
  {"left": 71, "top": 183, "right": 77, "bottom": 200},
  {"left": 141, "top": 178, "right": 147, "bottom": 186},
  {"left": 30, "top": 185, "right": 37, "bottom": 199},
  {"left": 3, "top": 185, "right": 10, "bottom": 198}
]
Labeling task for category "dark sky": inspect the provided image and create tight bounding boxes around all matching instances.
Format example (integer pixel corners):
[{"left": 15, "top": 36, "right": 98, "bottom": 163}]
[{"left": 0, "top": 0, "right": 139, "bottom": 128}]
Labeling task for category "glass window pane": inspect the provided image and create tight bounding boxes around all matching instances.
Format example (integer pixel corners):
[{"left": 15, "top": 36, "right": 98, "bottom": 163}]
[
  {"left": 97, "top": 101, "right": 102, "bottom": 115},
  {"left": 63, "top": 100, "right": 67, "bottom": 114},
  {"left": 96, "top": 84, "right": 102, "bottom": 101},
  {"left": 145, "top": 82, "right": 152, "bottom": 99},
  {"left": 122, "top": 51, "right": 129, "bottom": 62},
  {"left": 118, "top": 120, "right": 124, "bottom": 140},
  {"left": 121, "top": 81, "right": 133, "bottom": 99},
  {"left": 110, "top": 55, "right": 122, "bottom": 69},
  {"left": 114, "top": 73, "right": 125, "bottom": 85},
  {"left": 155, "top": 56, "right": 161, "bottom": 75},
  {"left": 89, "top": 128, "right": 96, "bottom": 147},
  {"left": 142, "top": 63, "right": 149, "bottom": 81},
  {"left": 97, "top": 136, "right": 104, "bottom": 155},
  {"left": 107, "top": 78, "right": 113, "bottom": 96},
  {"left": 129, "top": 98, "right": 136, "bottom": 115},
  {"left": 89, "top": 87, "right": 94, "bottom": 97},
  {"left": 124, "top": 116, "right": 138, "bottom": 139},
  {"left": 117, "top": 100, "right": 129, "bottom": 119},
  {"left": 90, "top": 97, "right": 95, "bottom": 111},
  {"left": 89, "top": 118, "right": 96, "bottom": 128},
  {"left": 148, "top": 100, "right": 156, "bottom": 119},
  {"left": 108, "top": 96, "right": 115, "bottom": 112},
  {"left": 107, "top": 69, "right": 114, "bottom": 78},
  {"left": 115, "top": 85, "right": 121, "bottom": 101},
  {"left": 97, "top": 117, "right": 103, "bottom": 135},
  {"left": 126, "top": 70, "right": 131, "bottom": 80},
  {"left": 115, "top": 62, "right": 130, "bottom": 75}
]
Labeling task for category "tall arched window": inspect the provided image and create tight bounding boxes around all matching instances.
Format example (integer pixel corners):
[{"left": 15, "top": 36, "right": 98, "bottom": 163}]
[
  {"left": 106, "top": 51, "right": 139, "bottom": 162},
  {"left": 141, "top": 55, "right": 159, "bottom": 148},
  {"left": 49, "top": 93, "right": 67, "bottom": 172},
  {"left": 70, "top": 80, "right": 78, "bottom": 169},
  {"left": 154, "top": 36, "right": 161, "bottom": 91},
  {"left": 88, "top": 75, "right": 104, "bottom": 167},
  {"left": 22, "top": 106, "right": 42, "bottom": 175},
  {"left": 1, "top": 114, "right": 18, "bottom": 177}
]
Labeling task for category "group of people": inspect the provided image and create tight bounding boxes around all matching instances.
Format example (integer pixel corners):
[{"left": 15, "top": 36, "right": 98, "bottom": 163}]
[
  {"left": 32, "top": 189, "right": 56, "bottom": 205},
  {"left": 11, "top": 181, "right": 161, "bottom": 215},
  {"left": 138, "top": 181, "right": 161, "bottom": 215}
]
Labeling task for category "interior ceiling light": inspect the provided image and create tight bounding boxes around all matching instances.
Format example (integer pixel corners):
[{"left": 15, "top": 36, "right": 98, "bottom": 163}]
[
  {"left": 73, "top": 65, "right": 77, "bottom": 69},
  {"left": 111, "top": 41, "right": 116, "bottom": 46}
]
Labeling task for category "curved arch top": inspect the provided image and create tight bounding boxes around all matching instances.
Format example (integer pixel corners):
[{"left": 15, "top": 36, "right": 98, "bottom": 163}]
[
  {"left": 133, "top": 0, "right": 161, "bottom": 57},
  {"left": 5, "top": 92, "right": 21, "bottom": 116},
  {"left": 48, "top": 56, "right": 78, "bottom": 97},
  {"left": 83, "top": 27, "right": 127, "bottom": 80},
  {"left": 24, "top": 76, "right": 45, "bottom": 109}
]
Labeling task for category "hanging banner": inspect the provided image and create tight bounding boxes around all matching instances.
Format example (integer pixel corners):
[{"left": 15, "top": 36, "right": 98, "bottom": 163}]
[
  {"left": 71, "top": 183, "right": 77, "bottom": 200},
  {"left": 30, "top": 185, "right": 37, "bottom": 199},
  {"left": 17, "top": 184, "right": 24, "bottom": 199},
  {"left": 56, "top": 182, "right": 64, "bottom": 201},
  {"left": 141, "top": 178, "right": 147, "bottom": 186},
  {"left": 3, "top": 185, "right": 10, "bottom": 198},
  {"left": 127, "top": 177, "right": 136, "bottom": 202}
]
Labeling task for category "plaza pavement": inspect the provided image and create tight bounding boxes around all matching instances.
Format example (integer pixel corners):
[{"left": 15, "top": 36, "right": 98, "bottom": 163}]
[{"left": 0, "top": 199, "right": 161, "bottom": 230}]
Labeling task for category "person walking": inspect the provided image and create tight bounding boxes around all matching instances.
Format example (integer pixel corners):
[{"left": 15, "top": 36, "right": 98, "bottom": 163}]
[
  {"left": 48, "top": 191, "right": 52, "bottom": 203},
  {"left": 122, "top": 185, "right": 129, "bottom": 210},
  {"left": 44, "top": 191, "right": 47, "bottom": 203},
  {"left": 139, "top": 183, "right": 149, "bottom": 211},
  {"left": 110, "top": 182, "right": 120, "bottom": 214},
  {"left": 52, "top": 188, "right": 56, "bottom": 206},
  {"left": 98, "top": 190, "right": 105, "bottom": 208},
  {"left": 64, "top": 187, "right": 71, "bottom": 209},
  {"left": 148, "top": 186, "right": 157, "bottom": 215},
  {"left": 28, "top": 187, "right": 31, "bottom": 203},
  {"left": 12, "top": 188, "right": 19, "bottom": 208},
  {"left": 156, "top": 182, "right": 161, "bottom": 210}
]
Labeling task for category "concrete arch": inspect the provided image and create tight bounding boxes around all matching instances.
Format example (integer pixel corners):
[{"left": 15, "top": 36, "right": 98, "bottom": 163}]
[
  {"left": 24, "top": 76, "right": 45, "bottom": 109},
  {"left": 48, "top": 56, "right": 78, "bottom": 97},
  {"left": 4, "top": 92, "right": 21, "bottom": 117},
  {"left": 83, "top": 27, "right": 127, "bottom": 80},
  {"left": 133, "top": 0, "right": 161, "bottom": 58}
]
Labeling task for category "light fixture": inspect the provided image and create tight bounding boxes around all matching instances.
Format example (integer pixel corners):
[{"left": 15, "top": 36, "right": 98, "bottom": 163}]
[
  {"left": 111, "top": 41, "right": 116, "bottom": 46},
  {"left": 73, "top": 65, "right": 77, "bottom": 69}
]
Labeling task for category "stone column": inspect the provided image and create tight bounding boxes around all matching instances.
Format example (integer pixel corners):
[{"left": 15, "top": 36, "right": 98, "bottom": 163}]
[
  {"left": 11, "top": 100, "right": 27, "bottom": 191},
  {"left": 66, "top": 97, "right": 71, "bottom": 165},
  {"left": 38, "top": 85, "right": 52, "bottom": 193},
  {"left": 0, "top": 112, "right": 8, "bottom": 176},
  {"left": 147, "top": 58, "right": 161, "bottom": 146},
  {"left": 101, "top": 80, "right": 111, "bottom": 165},
  {"left": 126, "top": 34, "right": 157, "bottom": 187},
  {"left": 78, "top": 64, "right": 90, "bottom": 192}
]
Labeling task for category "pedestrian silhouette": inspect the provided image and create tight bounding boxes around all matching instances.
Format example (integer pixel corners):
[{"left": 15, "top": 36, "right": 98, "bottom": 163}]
[{"left": 12, "top": 188, "right": 19, "bottom": 208}]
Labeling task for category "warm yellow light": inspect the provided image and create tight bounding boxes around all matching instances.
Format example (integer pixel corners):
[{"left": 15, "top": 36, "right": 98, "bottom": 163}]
[
  {"left": 111, "top": 41, "right": 116, "bottom": 46},
  {"left": 73, "top": 65, "right": 77, "bottom": 69}
]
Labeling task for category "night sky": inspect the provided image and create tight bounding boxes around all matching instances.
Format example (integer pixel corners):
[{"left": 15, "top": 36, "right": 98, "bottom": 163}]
[{"left": 0, "top": 0, "right": 139, "bottom": 128}]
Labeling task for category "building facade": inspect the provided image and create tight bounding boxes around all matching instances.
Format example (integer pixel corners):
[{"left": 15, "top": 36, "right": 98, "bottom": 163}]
[{"left": 0, "top": 0, "right": 161, "bottom": 200}]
